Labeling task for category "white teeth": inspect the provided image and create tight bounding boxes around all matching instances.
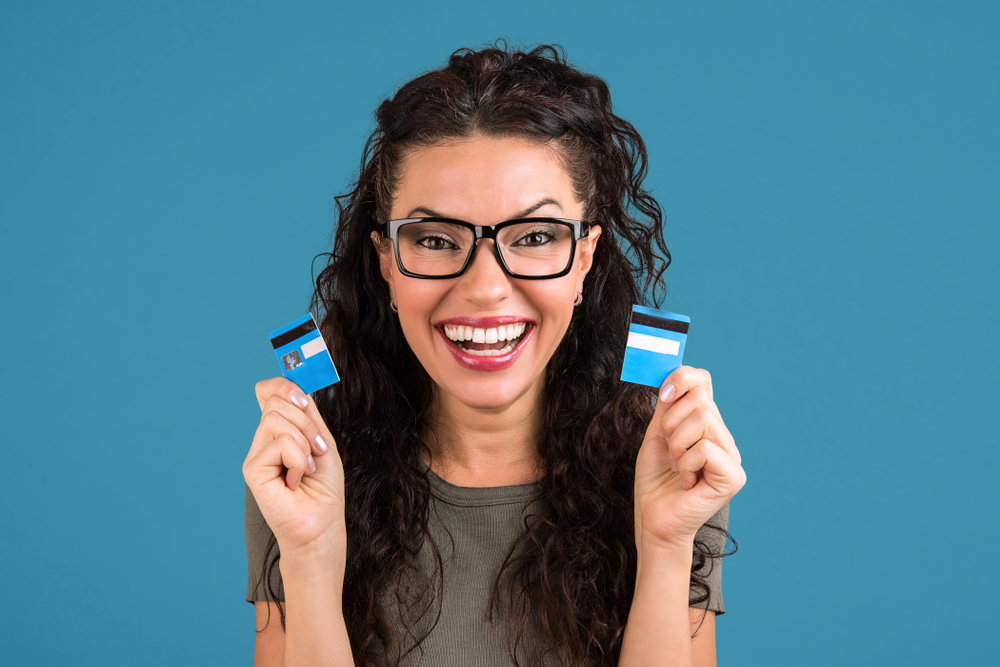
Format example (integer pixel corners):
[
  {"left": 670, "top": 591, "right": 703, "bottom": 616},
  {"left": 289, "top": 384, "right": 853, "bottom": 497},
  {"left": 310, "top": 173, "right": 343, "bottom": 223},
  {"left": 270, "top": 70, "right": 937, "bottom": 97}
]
[
  {"left": 442, "top": 322, "right": 529, "bottom": 345},
  {"left": 464, "top": 345, "right": 513, "bottom": 356}
]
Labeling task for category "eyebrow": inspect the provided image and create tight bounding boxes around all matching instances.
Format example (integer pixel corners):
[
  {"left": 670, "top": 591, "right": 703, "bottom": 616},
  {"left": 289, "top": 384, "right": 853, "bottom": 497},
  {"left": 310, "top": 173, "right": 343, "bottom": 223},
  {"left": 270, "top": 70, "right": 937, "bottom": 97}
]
[{"left": 405, "top": 198, "right": 564, "bottom": 221}]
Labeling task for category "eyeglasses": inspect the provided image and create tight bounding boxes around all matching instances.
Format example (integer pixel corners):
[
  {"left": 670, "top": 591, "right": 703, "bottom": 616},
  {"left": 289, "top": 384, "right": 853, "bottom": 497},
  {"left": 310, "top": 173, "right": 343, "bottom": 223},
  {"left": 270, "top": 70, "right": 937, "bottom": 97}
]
[{"left": 383, "top": 217, "right": 591, "bottom": 279}]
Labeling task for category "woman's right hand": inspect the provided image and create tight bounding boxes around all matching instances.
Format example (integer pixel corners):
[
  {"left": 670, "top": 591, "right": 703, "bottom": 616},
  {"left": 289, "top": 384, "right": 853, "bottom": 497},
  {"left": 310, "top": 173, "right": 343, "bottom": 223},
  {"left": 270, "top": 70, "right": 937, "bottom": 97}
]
[{"left": 243, "top": 377, "right": 347, "bottom": 564}]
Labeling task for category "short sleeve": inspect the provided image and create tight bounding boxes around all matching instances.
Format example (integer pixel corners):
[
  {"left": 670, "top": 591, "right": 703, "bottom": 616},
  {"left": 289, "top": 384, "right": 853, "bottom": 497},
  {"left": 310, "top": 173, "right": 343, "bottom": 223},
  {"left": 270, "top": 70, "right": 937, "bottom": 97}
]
[
  {"left": 687, "top": 501, "right": 730, "bottom": 616},
  {"left": 245, "top": 484, "right": 285, "bottom": 603}
]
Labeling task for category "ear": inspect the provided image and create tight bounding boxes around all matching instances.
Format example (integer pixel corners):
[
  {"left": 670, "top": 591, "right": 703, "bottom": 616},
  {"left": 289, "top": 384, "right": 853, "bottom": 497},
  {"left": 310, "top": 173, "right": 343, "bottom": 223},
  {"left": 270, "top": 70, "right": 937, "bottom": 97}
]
[
  {"left": 575, "top": 225, "right": 602, "bottom": 293},
  {"left": 371, "top": 230, "right": 395, "bottom": 289}
]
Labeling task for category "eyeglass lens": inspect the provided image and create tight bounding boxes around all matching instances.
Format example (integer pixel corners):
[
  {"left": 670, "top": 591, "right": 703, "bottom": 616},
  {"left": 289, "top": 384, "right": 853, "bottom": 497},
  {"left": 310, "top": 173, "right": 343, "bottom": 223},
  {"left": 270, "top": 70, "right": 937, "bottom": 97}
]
[{"left": 396, "top": 221, "right": 574, "bottom": 277}]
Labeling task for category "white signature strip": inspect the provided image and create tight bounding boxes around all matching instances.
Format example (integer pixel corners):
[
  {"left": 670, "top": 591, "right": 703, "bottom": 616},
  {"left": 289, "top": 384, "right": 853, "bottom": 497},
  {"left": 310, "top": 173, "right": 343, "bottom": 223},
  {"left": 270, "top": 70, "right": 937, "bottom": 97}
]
[
  {"left": 301, "top": 337, "right": 328, "bottom": 359},
  {"left": 627, "top": 331, "right": 680, "bottom": 356}
]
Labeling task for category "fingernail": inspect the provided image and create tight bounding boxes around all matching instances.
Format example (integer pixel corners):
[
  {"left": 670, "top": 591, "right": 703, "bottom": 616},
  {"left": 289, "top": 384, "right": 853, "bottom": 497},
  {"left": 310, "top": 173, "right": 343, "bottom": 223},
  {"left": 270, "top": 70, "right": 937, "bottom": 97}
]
[
  {"left": 290, "top": 390, "right": 308, "bottom": 409},
  {"left": 659, "top": 382, "right": 676, "bottom": 403},
  {"left": 307, "top": 455, "right": 316, "bottom": 474},
  {"left": 314, "top": 435, "right": 328, "bottom": 453}
]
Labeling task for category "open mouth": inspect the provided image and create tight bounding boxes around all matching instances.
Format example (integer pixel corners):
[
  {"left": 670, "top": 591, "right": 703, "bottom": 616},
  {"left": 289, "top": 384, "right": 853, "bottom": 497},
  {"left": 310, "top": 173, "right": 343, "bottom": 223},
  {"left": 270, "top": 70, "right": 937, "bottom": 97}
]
[{"left": 441, "top": 322, "right": 531, "bottom": 357}]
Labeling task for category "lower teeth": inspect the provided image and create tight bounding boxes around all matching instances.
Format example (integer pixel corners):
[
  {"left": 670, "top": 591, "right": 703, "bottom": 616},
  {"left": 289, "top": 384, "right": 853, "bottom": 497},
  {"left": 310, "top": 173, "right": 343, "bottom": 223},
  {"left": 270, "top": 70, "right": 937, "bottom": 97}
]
[
  {"left": 454, "top": 333, "right": 525, "bottom": 356},
  {"left": 463, "top": 344, "right": 514, "bottom": 356}
]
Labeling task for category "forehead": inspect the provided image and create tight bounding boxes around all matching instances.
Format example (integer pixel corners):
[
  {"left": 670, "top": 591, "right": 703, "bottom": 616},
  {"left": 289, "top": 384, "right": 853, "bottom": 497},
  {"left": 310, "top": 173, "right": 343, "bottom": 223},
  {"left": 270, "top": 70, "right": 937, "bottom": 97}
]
[{"left": 391, "top": 136, "right": 582, "bottom": 222}]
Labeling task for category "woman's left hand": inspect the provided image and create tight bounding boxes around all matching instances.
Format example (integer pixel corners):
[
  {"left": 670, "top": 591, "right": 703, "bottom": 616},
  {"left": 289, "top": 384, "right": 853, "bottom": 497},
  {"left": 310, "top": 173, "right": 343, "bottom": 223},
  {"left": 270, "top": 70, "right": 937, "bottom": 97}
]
[{"left": 633, "top": 366, "right": 746, "bottom": 553}]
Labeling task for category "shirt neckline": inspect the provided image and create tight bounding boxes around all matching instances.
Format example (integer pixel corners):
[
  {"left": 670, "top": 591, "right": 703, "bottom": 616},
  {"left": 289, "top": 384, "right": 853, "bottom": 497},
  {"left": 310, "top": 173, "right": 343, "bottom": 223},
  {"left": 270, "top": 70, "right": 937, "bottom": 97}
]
[{"left": 419, "top": 458, "right": 542, "bottom": 507}]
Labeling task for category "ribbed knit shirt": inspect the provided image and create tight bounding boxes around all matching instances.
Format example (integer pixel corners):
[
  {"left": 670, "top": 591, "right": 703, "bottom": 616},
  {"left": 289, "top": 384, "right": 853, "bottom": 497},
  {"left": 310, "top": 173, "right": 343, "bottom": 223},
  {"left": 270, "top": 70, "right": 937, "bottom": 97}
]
[{"left": 245, "top": 464, "right": 728, "bottom": 666}]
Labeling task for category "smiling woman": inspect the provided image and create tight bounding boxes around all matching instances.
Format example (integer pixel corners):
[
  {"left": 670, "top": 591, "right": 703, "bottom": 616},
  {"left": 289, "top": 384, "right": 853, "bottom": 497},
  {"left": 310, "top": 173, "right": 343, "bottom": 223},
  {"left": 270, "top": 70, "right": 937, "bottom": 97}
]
[
  {"left": 377, "top": 138, "right": 600, "bottom": 414},
  {"left": 242, "top": 42, "right": 745, "bottom": 667}
]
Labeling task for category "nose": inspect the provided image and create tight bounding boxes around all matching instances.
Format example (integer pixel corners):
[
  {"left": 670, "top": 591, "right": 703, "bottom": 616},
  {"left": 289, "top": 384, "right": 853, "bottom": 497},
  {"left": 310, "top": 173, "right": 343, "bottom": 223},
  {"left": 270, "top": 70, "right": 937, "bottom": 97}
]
[{"left": 454, "top": 239, "right": 512, "bottom": 306}]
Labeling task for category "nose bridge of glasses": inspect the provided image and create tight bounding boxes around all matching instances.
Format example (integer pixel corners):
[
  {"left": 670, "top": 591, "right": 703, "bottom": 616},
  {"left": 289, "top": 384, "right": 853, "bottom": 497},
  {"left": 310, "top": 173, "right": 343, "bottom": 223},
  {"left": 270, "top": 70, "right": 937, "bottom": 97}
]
[
  {"left": 473, "top": 225, "right": 498, "bottom": 242},
  {"left": 468, "top": 234, "right": 505, "bottom": 270}
]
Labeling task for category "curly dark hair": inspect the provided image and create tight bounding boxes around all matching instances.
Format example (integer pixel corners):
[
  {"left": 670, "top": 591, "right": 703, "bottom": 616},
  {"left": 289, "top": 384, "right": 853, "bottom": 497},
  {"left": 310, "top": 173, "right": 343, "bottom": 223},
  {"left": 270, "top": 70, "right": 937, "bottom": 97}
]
[{"left": 258, "top": 40, "right": 734, "bottom": 667}]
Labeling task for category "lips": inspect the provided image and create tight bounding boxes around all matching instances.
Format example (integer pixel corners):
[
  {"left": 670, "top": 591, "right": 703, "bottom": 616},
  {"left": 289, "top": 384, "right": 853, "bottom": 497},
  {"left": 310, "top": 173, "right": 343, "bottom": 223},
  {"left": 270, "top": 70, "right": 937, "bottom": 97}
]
[{"left": 434, "top": 317, "right": 535, "bottom": 371}]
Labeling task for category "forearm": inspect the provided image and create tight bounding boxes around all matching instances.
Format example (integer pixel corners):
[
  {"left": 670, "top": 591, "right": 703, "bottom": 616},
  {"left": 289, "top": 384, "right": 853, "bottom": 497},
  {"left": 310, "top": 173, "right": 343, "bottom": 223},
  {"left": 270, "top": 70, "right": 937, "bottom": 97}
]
[
  {"left": 619, "top": 543, "right": 695, "bottom": 667},
  {"left": 279, "top": 550, "right": 355, "bottom": 667}
]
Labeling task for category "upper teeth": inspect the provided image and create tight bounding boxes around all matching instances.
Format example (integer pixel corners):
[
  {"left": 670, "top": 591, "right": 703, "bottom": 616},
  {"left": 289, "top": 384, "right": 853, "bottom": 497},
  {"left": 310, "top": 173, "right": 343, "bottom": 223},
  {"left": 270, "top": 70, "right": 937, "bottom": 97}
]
[{"left": 442, "top": 323, "right": 527, "bottom": 343}]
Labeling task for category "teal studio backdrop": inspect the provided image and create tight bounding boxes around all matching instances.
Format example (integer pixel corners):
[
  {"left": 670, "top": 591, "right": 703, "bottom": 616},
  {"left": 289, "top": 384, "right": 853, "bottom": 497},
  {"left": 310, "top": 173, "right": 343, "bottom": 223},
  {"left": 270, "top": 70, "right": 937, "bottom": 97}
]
[{"left": 1, "top": 1, "right": 997, "bottom": 664}]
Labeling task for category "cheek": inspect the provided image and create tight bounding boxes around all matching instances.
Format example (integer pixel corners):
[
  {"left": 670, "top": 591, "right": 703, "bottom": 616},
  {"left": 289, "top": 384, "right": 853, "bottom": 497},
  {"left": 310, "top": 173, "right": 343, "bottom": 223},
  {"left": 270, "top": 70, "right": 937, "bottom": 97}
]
[
  {"left": 394, "top": 282, "right": 445, "bottom": 336},
  {"left": 535, "top": 282, "right": 578, "bottom": 327}
]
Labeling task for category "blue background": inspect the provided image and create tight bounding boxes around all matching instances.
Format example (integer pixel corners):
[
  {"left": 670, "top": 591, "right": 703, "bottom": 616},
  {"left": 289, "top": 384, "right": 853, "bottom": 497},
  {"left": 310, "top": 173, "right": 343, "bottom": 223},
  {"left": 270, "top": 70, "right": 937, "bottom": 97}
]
[{"left": 2, "top": 1, "right": 997, "bottom": 664}]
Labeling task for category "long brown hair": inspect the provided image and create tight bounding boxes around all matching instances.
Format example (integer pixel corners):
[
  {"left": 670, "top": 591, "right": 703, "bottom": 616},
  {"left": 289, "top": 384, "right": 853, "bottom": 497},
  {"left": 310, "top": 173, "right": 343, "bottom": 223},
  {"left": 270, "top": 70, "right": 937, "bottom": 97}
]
[{"left": 259, "top": 41, "right": 734, "bottom": 667}]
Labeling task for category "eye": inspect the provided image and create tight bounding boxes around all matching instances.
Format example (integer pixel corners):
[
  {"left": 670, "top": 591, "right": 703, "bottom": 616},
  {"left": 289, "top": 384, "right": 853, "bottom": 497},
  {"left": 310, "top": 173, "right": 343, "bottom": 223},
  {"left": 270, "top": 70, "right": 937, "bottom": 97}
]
[
  {"left": 416, "top": 235, "right": 457, "bottom": 250},
  {"left": 515, "top": 231, "right": 553, "bottom": 247}
]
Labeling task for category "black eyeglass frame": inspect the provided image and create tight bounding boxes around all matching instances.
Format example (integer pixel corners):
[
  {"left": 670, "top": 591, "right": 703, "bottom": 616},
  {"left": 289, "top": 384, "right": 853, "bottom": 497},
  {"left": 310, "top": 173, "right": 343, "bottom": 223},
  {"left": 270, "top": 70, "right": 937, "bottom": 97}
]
[{"left": 384, "top": 217, "right": 592, "bottom": 280}]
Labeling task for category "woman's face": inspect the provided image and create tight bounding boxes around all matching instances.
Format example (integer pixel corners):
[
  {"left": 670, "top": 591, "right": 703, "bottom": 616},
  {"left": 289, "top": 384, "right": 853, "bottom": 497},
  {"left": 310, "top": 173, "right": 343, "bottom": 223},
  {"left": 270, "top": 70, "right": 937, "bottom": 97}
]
[{"left": 376, "top": 136, "right": 601, "bottom": 413}]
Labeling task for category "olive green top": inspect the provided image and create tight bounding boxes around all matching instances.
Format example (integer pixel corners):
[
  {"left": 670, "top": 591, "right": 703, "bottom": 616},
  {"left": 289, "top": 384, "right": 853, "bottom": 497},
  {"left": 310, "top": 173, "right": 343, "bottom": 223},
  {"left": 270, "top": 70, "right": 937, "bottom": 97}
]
[{"left": 245, "top": 464, "right": 728, "bottom": 666}]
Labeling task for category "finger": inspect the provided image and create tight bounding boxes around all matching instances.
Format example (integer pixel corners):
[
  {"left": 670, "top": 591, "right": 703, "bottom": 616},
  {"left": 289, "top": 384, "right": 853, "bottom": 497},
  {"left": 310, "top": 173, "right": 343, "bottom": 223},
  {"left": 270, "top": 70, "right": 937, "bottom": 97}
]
[
  {"left": 260, "top": 394, "right": 330, "bottom": 458},
  {"left": 659, "top": 384, "right": 720, "bottom": 441},
  {"left": 245, "top": 433, "right": 313, "bottom": 492},
  {"left": 246, "top": 408, "right": 314, "bottom": 469},
  {"left": 667, "top": 403, "right": 739, "bottom": 467},
  {"left": 676, "top": 439, "right": 747, "bottom": 497},
  {"left": 658, "top": 366, "right": 713, "bottom": 405},
  {"left": 254, "top": 376, "right": 311, "bottom": 413},
  {"left": 298, "top": 394, "right": 338, "bottom": 460},
  {"left": 254, "top": 377, "right": 334, "bottom": 459},
  {"left": 642, "top": 384, "right": 672, "bottom": 446}
]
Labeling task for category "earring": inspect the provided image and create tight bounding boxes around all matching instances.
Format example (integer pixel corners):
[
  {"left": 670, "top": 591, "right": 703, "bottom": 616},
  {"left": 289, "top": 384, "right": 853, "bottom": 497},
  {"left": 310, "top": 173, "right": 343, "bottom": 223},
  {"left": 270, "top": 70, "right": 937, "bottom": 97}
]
[
  {"left": 390, "top": 297, "right": 398, "bottom": 313},
  {"left": 573, "top": 291, "right": 583, "bottom": 306}
]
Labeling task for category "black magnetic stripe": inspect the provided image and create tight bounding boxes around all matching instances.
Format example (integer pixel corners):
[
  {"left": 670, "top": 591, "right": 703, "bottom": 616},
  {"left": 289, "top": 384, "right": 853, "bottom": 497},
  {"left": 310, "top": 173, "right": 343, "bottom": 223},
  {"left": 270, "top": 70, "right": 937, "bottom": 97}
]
[
  {"left": 271, "top": 319, "right": 317, "bottom": 349},
  {"left": 630, "top": 312, "right": 690, "bottom": 334}
]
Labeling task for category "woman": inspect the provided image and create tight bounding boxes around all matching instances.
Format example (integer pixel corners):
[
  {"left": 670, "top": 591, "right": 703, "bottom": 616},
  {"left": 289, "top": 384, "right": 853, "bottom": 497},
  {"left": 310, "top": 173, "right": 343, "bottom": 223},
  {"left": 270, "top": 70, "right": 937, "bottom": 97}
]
[{"left": 244, "top": 42, "right": 746, "bottom": 667}]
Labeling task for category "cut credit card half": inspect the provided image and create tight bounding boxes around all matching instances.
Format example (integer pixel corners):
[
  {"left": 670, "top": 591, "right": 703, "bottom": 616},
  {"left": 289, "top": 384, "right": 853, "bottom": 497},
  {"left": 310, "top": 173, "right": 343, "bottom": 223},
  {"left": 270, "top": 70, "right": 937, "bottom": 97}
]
[
  {"left": 269, "top": 314, "right": 339, "bottom": 394},
  {"left": 620, "top": 305, "right": 689, "bottom": 389}
]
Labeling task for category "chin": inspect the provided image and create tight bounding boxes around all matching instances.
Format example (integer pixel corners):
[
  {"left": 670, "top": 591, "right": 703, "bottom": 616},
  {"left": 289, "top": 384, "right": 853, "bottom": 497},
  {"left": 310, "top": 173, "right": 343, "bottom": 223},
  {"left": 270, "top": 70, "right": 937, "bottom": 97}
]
[{"left": 443, "top": 375, "right": 539, "bottom": 412}]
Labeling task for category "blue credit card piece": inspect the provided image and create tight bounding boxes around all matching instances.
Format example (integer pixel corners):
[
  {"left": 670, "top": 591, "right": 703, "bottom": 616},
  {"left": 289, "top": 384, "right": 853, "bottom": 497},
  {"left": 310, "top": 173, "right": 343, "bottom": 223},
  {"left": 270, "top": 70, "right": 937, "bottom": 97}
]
[
  {"left": 620, "top": 305, "right": 690, "bottom": 389},
  {"left": 269, "top": 314, "right": 339, "bottom": 394}
]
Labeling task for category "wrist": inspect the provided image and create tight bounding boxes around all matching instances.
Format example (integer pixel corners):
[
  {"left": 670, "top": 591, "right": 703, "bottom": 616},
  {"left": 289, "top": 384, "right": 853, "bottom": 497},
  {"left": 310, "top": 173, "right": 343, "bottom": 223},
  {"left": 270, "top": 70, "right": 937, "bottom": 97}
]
[
  {"left": 635, "top": 531, "right": 694, "bottom": 578},
  {"left": 636, "top": 525, "right": 695, "bottom": 555},
  {"left": 278, "top": 535, "right": 346, "bottom": 580}
]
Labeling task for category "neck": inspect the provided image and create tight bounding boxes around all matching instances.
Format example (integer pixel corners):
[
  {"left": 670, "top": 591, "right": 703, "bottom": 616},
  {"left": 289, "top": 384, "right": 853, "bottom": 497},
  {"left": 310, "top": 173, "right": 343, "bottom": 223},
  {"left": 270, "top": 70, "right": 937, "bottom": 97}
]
[{"left": 422, "top": 383, "right": 545, "bottom": 487}]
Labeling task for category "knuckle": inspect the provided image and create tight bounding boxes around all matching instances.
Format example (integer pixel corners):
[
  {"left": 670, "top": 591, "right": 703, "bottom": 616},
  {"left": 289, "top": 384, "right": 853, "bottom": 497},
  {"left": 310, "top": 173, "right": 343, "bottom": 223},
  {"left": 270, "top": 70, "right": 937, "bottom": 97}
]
[
  {"left": 261, "top": 410, "right": 284, "bottom": 429},
  {"left": 667, "top": 439, "right": 684, "bottom": 457},
  {"left": 276, "top": 434, "right": 305, "bottom": 461},
  {"left": 263, "top": 395, "right": 286, "bottom": 413},
  {"left": 282, "top": 429, "right": 309, "bottom": 454},
  {"left": 255, "top": 376, "right": 283, "bottom": 400},
  {"left": 691, "top": 385, "right": 710, "bottom": 404}
]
